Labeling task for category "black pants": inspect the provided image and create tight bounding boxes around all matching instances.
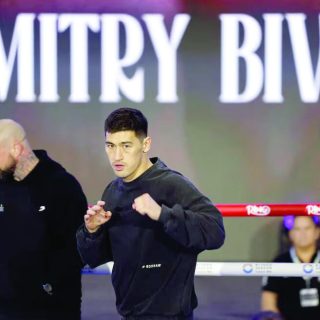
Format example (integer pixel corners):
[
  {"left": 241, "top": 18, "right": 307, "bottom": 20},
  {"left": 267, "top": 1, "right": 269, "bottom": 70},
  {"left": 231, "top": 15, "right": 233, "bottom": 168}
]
[
  {"left": 0, "top": 314, "right": 46, "bottom": 320},
  {"left": 0, "top": 314, "right": 80, "bottom": 320},
  {"left": 0, "top": 312, "right": 81, "bottom": 320},
  {"left": 0, "top": 306, "right": 81, "bottom": 320}
]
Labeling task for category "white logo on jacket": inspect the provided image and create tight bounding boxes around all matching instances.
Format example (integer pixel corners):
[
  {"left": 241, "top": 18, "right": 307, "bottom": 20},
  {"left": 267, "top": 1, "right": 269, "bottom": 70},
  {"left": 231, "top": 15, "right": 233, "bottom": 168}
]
[{"left": 142, "top": 264, "right": 162, "bottom": 269}]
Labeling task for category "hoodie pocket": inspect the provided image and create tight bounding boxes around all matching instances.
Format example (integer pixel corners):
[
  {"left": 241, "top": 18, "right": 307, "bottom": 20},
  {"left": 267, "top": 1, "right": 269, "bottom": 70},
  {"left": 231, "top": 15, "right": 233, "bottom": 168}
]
[
  {"left": 0, "top": 263, "right": 14, "bottom": 299},
  {"left": 9, "top": 254, "right": 47, "bottom": 303}
]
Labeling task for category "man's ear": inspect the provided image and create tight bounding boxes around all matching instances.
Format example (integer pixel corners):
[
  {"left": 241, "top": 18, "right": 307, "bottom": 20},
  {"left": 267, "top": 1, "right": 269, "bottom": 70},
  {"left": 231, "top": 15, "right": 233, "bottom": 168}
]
[
  {"left": 11, "top": 141, "right": 23, "bottom": 160},
  {"left": 142, "top": 136, "right": 152, "bottom": 153}
]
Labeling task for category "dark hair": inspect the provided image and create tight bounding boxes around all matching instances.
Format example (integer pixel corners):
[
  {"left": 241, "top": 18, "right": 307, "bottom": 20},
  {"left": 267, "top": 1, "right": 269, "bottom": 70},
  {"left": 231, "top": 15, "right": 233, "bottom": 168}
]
[
  {"left": 104, "top": 108, "right": 148, "bottom": 138},
  {"left": 283, "top": 215, "right": 320, "bottom": 231}
]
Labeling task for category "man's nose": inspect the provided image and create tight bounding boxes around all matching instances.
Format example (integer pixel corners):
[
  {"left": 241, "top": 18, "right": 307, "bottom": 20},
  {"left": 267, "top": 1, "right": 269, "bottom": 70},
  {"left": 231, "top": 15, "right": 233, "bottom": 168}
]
[{"left": 114, "top": 147, "right": 123, "bottom": 160}]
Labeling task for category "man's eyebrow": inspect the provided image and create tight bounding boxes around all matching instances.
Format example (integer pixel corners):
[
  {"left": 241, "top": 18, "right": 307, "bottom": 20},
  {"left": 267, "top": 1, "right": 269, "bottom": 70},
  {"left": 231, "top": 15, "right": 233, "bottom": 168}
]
[{"left": 105, "top": 141, "right": 133, "bottom": 144}]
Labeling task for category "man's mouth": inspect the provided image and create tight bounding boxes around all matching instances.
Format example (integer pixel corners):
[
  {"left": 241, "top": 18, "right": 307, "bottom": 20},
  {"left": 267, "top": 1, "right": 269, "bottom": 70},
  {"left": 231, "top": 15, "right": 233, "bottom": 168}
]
[{"left": 113, "top": 164, "right": 125, "bottom": 171}]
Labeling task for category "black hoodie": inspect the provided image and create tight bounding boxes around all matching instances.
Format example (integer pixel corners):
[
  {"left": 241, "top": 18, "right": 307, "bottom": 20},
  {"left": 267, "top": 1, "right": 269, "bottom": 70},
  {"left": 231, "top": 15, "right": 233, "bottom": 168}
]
[
  {"left": 0, "top": 150, "right": 87, "bottom": 315},
  {"left": 77, "top": 158, "right": 225, "bottom": 319}
]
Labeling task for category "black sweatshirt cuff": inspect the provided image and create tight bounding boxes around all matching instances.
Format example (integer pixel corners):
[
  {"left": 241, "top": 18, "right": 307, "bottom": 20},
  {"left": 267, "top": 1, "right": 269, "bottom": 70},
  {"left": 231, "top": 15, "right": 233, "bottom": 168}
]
[
  {"left": 82, "top": 224, "right": 104, "bottom": 239},
  {"left": 158, "top": 205, "right": 172, "bottom": 225}
]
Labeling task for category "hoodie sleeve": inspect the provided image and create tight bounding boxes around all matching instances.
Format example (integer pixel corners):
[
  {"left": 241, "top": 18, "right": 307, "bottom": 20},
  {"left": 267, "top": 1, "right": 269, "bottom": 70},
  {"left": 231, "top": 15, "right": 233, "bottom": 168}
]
[
  {"left": 158, "top": 174, "right": 225, "bottom": 252},
  {"left": 76, "top": 183, "right": 113, "bottom": 268},
  {"left": 76, "top": 224, "right": 112, "bottom": 268}
]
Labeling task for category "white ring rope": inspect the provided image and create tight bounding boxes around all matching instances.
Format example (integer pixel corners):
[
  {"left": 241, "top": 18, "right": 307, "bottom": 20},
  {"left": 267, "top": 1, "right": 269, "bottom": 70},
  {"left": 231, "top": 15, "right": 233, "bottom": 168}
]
[{"left": 82, "top": 262, "right": 320, "bottom": 277}]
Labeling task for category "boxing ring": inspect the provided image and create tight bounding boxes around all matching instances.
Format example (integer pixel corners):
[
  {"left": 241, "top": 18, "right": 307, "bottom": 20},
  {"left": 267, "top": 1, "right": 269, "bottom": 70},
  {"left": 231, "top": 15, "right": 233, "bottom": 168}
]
[{"left": 83, "top": 203, "right": 320, "bottom": 277}]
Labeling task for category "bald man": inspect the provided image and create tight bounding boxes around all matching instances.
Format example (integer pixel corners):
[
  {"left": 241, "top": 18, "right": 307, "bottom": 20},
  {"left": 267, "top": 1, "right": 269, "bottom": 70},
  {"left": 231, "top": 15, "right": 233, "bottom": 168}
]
[{"left": 0, "top": 119, "right": 87, "bottom": 320}]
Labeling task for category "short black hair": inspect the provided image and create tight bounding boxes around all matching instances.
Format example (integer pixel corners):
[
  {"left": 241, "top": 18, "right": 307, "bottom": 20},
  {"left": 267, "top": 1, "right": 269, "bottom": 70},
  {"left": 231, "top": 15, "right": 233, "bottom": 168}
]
[{"left": 105, "top": 108, "right": 148, "bottom": 138}]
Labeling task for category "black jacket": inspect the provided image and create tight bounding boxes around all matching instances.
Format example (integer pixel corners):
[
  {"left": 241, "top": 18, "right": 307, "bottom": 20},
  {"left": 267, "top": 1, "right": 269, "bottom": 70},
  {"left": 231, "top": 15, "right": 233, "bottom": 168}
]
[
  {"left": 77, "top": 158, "right": 225, "bottom": 318},
  {"left": 0, "top": 150, "right": 87, "bottom": 314}
]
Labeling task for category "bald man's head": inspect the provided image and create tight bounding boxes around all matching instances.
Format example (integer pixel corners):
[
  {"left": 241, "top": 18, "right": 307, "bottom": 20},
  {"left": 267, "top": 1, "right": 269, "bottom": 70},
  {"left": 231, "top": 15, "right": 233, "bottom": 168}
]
[
  {"left": 0, "top": 119, "right": 26, "bottom": 148},
  {"left": 0, "top": 119, "right": 32, "bottom": 180}
]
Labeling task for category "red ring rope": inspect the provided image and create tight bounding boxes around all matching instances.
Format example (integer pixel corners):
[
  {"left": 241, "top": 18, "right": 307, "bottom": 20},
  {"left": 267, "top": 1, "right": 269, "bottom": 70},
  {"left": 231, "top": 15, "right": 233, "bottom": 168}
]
[{"left": 216, "top": 204, "right": 320, "bottom": 217}]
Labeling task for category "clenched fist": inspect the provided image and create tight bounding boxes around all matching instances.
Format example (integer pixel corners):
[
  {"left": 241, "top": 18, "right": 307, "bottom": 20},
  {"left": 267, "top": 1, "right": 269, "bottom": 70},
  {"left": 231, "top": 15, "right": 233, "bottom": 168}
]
[
  {"left": 85, "top": 200, "right": 112, "bottom": 233},
  {"left": 132, "top": 193, "right": 161, "bottom": 221}
]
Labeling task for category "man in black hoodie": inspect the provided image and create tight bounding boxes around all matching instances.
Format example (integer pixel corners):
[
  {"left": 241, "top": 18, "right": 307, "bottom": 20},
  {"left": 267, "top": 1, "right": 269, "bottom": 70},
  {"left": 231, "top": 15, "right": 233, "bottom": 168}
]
[
  {"left": 0, "top": 119, "right": 87, "bottom": 320},
  {"left": 77, "top": 108, "right": 225, "bottom": 320}
]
